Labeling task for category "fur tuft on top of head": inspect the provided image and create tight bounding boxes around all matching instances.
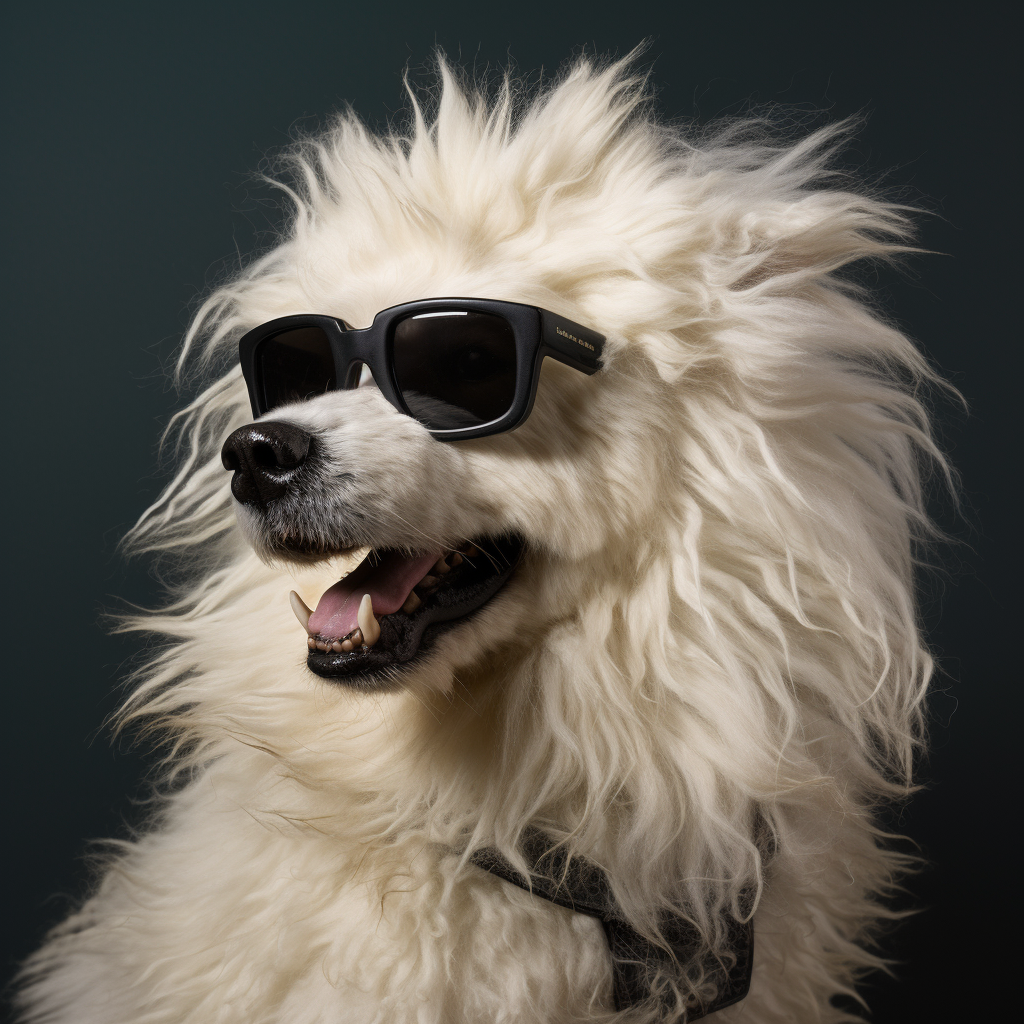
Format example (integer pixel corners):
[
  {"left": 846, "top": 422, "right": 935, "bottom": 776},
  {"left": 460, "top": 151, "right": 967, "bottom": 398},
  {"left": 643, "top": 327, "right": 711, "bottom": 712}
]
[{"left": 104, "top": 53, "right": 950, "bottom": 1019}]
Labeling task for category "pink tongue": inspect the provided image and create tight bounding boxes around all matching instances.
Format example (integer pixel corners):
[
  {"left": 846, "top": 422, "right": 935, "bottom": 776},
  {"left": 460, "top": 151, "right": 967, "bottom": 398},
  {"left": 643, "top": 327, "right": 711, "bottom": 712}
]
[{"left": 308, "top": 550, "right": 442, "bottom": 640}]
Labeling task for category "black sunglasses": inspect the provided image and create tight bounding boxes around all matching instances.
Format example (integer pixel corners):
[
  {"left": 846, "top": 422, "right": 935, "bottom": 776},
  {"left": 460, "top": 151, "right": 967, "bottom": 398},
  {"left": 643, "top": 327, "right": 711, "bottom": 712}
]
[{"left": 237, "top": 298, "right": 605, "bottom": 441}]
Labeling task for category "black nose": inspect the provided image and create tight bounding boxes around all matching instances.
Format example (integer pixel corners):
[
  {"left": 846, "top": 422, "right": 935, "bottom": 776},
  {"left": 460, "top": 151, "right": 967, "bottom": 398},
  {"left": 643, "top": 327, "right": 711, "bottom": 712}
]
[{"left": 221, "top": 422, "right": 312, "bottom": 505}]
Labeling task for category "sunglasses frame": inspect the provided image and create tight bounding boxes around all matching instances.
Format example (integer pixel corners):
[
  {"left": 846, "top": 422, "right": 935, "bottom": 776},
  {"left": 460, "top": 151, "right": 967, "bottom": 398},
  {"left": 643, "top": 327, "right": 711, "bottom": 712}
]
[{"left": 238, "top": 297, "right": 605, "bottom": 441}]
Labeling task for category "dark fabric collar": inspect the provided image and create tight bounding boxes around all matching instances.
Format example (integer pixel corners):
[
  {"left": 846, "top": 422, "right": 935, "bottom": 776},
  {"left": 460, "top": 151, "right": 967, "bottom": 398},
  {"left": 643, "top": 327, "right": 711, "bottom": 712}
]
[{"left": 471, "top": 828, "right": 753, "bottom": 1020}]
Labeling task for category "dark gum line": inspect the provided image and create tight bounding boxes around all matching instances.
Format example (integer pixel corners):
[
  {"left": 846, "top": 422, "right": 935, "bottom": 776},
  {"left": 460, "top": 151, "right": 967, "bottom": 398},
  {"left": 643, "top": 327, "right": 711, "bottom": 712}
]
[
  {"left": 309, "top": 543, "right": 486, "bottom": 647},
  {"left": 310, "top": 594, "right": 440, "bottom": 651},
  {"left": 309, "top": 567, "right": 456, "bottom": 647},
  {"left": 305, "top": 534, "right": 525, "bottom": 683}
]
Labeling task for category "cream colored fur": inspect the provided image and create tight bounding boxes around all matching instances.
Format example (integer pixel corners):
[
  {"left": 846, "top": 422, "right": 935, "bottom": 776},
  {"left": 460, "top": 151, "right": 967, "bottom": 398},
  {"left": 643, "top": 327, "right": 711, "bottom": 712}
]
[{"left": 17, "top": 57, "right": 948, "bottom": 1023}]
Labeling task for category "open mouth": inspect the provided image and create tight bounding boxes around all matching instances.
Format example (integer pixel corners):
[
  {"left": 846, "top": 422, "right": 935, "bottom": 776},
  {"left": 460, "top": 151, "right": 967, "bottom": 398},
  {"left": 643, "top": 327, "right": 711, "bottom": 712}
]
[{"left": 290, "top": 534, "right": 524, "bottom": 687}]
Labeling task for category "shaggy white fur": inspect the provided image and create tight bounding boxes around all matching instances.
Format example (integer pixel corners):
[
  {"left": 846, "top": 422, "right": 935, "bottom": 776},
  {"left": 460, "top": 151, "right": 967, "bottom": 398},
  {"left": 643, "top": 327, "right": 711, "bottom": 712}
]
[{"left": 18, "top": 57, "right": 949, "bottom": 1023}]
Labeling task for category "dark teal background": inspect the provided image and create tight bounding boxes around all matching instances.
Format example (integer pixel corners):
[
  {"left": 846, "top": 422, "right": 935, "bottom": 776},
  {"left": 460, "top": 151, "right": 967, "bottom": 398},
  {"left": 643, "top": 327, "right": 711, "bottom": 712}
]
[{"left": 3, "top": 2, "right": 1016, "bottom": 1020}]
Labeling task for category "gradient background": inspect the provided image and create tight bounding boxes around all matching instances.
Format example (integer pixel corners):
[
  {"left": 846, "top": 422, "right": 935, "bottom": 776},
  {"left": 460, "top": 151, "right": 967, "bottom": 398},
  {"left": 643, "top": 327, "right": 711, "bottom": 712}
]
[{"left": 2, "top": 2, "right": 1016, "bottom": 1020}]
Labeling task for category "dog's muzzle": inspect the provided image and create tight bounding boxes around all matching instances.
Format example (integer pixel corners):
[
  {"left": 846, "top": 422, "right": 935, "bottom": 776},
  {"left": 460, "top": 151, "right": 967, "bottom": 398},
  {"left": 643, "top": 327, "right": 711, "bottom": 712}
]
[
  {"left": 221, "top": 422, "right": 312, "bottom": 506},
  {"left": 219, "top": 418, "right": 524, "bottom": 689}
]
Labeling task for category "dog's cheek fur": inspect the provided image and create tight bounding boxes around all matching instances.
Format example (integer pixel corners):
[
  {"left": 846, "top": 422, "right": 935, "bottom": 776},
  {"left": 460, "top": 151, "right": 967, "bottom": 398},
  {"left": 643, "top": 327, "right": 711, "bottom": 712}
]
[{"left": 452, "top": 348, "right": 678, "bottom": 562}]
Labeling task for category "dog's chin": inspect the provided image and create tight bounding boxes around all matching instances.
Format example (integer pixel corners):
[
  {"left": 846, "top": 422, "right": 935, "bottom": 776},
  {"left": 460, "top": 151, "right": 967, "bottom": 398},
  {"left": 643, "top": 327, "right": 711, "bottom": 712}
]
[{"left": 273, "top": 533, "right": 525, "bottom": 692}]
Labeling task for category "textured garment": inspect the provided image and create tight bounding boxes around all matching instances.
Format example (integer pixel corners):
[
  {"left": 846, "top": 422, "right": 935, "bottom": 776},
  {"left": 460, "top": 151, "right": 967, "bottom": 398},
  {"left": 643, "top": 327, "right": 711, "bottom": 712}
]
[{"left": 472, "top": 830, "right": 753, "bottom": 1020}]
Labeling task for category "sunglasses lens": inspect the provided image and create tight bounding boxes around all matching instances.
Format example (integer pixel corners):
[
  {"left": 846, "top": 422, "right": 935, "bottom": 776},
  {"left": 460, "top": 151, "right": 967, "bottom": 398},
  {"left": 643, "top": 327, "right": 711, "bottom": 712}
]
[
  {"left": 257, "top": 326, "right": 336, "bottom": 412},
  {"left": 392, "top": 311, "right": 517, "bottom": 430}
]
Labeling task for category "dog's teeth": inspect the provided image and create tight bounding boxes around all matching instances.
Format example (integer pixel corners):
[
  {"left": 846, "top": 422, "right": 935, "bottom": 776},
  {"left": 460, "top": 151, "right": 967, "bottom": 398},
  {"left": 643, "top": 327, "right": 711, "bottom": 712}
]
[
  {"left": 289, "top": 591, "right": 314, "bottom": 634},
  {"left": 316, "top": 639, "right": 329, "bottom": 652},
  {"left": 331, "top": 641, "right": 343, "bottom": 653},
  {"left": 433, "top": 556, "right": 450, "bottom": 575},
  {"left": 307, "top": 636, "right": 316, "bottom": 650},
  {"left": 464, "top": 544, "right": 478, "bottom": 557},
  {"left": 419, "top": 574, "right": 440, "bottom": 589},
  {"left": 351, "top": 628, "right": 363, "bottom": 646},
  {"left": 341, "top": 638, "right": 354, "bottom": 652},
  {"left": 402, "top": 591, "right": 422, "bottom": 613},
  {"left": 448, "top": 552, "right": 462, "bottom": 568},
  {"left": 357, "top": 594, "right": 380, "bottom": 647}
]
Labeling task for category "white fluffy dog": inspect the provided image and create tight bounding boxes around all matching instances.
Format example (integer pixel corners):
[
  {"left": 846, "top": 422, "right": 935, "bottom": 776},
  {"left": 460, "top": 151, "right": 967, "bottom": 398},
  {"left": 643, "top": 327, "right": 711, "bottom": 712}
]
[{"left": 18, "top": 57, "right": 946, "bottom": 1023}]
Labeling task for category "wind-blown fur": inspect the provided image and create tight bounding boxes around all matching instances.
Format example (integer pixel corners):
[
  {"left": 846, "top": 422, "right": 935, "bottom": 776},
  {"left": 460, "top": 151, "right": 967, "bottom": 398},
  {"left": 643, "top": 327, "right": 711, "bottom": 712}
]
[{"left": 18, "top": 57, "right": 948, "bottom": 1023}]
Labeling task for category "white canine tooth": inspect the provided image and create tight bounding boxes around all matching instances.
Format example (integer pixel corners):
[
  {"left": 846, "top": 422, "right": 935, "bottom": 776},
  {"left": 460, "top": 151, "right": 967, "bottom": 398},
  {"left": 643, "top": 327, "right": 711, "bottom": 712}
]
[
  {"left": 289, "top": 591, "right": 313, "bottom": 634},
  {"left": 402, "top": 591, "right": 422, "bottom": 614},
  {"left": 357, "top": 593, "right": 381, "bottom": 647}
]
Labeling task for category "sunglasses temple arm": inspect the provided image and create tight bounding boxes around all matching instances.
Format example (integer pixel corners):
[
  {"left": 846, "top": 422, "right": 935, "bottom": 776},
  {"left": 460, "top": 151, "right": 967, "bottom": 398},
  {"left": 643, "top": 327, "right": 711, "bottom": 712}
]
[{"left": 539, "top": 310, "right": 605, "bottom": 374}]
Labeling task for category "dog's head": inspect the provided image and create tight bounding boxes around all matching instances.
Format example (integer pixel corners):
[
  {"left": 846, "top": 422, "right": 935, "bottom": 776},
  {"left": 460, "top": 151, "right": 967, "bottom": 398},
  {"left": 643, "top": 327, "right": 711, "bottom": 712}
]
[
  {"left": 205, "top": 63, "right": 706, "bottom": 696},
  {"left": 216, "top": 299, "right": 660, "bottom": 691}
]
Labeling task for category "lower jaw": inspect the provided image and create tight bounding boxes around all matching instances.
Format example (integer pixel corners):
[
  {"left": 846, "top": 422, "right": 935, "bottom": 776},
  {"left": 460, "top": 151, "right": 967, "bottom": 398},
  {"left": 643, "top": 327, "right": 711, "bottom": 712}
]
[{"left": 305, "top": 534, "right": 525, "bottom": 689}]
